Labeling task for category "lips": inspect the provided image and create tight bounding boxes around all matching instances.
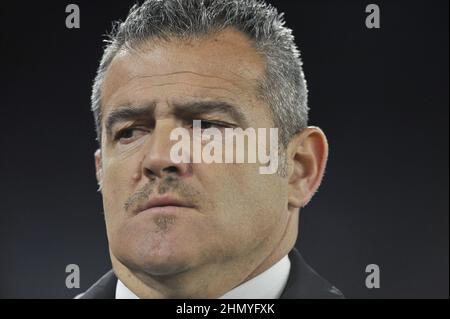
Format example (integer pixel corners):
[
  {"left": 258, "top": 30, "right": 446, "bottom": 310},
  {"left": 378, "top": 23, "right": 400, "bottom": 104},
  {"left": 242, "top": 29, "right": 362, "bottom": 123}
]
[{"left": 135, "top": 195, "right": 194, "bottom": 214}]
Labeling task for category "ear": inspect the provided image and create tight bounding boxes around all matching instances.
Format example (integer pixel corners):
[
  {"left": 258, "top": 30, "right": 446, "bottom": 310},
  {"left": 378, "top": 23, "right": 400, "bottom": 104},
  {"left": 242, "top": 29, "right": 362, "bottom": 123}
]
[
  {"left": 287, "top": 127, "right": 329, "bottom": 209},
  {"left": 94, "top": 149, "right": 103, "bottom": 192}
]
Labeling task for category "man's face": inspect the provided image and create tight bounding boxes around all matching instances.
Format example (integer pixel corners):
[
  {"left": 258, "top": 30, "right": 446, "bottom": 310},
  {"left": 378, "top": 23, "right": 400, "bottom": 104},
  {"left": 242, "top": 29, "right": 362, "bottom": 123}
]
[{"left": 96, "top": 29, "right": 291, "bottom": 277}]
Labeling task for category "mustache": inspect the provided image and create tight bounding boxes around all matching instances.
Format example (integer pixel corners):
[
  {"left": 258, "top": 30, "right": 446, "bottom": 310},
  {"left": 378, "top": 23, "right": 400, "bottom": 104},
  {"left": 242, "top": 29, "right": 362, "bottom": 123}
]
[{"left": 123, "top": 175, "right": 200, "bottom": 213}]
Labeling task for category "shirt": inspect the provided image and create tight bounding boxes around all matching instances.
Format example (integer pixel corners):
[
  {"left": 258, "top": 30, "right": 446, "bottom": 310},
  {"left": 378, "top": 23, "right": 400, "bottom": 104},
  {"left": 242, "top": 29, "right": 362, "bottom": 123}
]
[{"left": 115, "top": 255, "right": 291, "bottom": 299}]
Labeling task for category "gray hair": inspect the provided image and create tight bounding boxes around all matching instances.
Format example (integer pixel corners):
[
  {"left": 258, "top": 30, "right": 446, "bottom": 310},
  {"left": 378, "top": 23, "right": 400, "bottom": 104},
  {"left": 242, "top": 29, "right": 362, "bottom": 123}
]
[{"left": 91, "top": 0, "right": 309, "bottom": 147}]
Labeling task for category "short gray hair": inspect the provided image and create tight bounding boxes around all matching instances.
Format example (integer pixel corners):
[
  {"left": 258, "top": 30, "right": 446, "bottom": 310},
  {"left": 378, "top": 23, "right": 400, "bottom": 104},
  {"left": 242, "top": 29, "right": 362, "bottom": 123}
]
[{"left": 91, "top": 0, "right": 309, "bottom": 147}]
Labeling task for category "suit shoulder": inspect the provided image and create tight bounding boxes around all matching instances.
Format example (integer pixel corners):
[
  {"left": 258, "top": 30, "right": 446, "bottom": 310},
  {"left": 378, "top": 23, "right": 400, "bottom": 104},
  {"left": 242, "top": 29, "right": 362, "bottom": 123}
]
[
  {"left": 282, "top": 249, "right": 345, "bottom": 299},
  {"left": 77, "top": 269, "right": 117, "bottom": 299}
]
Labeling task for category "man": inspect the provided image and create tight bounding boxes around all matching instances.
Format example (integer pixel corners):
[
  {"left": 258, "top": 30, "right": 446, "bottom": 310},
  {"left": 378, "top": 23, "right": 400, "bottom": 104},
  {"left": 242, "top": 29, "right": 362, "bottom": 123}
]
[{"left": 79, "top": 0, "right": 343, "bottom": 299}]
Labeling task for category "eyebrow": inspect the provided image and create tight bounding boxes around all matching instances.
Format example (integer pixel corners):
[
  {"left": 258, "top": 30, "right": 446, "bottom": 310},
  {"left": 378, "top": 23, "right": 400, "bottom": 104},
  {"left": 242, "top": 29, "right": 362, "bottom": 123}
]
[
  {"left": 172, "top": 100, "right": 249, "bottom": 128},
  {"left": 104, "top": 99, "right": 250, "bottom": 139},
  {"left": 105, "top": 102, "right": 156, "bottom": 138}
]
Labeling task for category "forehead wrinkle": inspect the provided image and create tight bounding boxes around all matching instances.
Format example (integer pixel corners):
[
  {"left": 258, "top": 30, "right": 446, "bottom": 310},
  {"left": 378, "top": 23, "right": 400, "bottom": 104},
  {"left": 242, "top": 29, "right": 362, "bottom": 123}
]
[
  {"left": 126, "top": 71, "right": 258, "bottom": 93},
  {"left": 139, "top": 82, "right": 238, "bottom": 95},
  {"left": 128, "top": 70, "right": 251, "bottom": 87}
]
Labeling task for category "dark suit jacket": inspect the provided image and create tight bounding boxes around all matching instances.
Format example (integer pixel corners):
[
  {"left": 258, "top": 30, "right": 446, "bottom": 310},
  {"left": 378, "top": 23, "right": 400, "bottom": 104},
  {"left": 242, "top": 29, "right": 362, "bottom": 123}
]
[{"left": 79, "top": 248, "right": 344, "bottom": 299}]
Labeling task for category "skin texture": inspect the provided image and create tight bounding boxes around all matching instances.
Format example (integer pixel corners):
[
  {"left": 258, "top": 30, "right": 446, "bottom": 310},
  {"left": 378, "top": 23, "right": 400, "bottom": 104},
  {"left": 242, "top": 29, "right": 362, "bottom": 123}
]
[{"left": 94, "top": 28, "right": 329, "bottom": 298}]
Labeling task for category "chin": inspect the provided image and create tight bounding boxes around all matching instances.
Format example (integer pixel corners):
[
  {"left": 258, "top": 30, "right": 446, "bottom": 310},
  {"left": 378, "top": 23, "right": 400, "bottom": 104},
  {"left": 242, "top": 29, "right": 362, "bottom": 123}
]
[{"left": 111, "top": 220, "right": 203, "bottom": 277}]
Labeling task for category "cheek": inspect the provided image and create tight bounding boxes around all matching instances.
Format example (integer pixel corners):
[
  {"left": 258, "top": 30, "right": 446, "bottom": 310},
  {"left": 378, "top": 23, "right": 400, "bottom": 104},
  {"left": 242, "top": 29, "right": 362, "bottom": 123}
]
[
  {"left": 101, "top": 156, "right": 141, "bottom": 226},
  {"left": 196, "top": 162, "right": 287, "bottom": 231}
]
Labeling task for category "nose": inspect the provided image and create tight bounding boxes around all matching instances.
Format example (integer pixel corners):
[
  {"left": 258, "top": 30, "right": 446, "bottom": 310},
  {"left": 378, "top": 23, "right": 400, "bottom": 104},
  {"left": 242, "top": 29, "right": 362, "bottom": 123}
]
[{"left": 141, "top": 120, "right": 190, "bottom": 179}]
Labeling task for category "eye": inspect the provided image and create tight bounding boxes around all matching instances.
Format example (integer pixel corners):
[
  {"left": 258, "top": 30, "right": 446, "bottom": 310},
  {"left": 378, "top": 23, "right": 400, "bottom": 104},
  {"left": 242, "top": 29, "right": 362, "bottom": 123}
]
[
  {"left": 201, "top": 121, "right": 220, "bottom": 130},
  {"left": 192, "top": 120, "right": 233, "bottom": 131},
  {"left": 114, "top": 127, "right": 148, "bottom": 144}
]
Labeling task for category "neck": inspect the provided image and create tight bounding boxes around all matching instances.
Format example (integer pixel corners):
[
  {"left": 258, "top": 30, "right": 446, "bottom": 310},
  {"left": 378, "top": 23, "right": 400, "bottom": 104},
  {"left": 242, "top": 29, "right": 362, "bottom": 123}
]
[{"left": 111, "top": 210, "right": 299, "bottom": 299}]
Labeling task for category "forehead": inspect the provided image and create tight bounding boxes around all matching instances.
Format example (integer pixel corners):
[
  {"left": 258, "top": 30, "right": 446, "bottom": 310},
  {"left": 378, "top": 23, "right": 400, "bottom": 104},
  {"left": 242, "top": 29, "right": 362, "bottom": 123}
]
[{"left": 100, "top": 28, "right": 267, "bottom": 118}]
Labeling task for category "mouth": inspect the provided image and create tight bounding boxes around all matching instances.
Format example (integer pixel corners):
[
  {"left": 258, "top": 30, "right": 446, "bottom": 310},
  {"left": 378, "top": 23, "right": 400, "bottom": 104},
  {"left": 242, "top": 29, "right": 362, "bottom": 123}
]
[{"left": 135, "top": 195, "right": 195, "bottom": 215}]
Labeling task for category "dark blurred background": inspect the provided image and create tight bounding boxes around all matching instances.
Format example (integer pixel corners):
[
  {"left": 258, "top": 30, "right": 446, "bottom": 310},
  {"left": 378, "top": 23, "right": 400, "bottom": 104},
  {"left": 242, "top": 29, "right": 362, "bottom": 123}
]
[{"left": 0, "top": 0, "right": 448, "bottom": 298}]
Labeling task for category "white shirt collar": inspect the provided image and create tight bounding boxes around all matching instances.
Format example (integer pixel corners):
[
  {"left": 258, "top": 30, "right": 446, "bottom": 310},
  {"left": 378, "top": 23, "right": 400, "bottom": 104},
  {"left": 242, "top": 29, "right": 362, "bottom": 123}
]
[
  {"left": 115, "top": 255, "right": 291, "bottom": 299},
  {"left": 115, "top": 279, "right": 139, "bottom": 299}
]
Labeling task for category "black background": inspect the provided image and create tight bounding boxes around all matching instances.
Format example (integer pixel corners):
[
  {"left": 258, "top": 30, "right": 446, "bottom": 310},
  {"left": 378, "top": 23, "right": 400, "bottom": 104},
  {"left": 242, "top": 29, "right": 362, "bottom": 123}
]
[{"left": 0, "top": 0, "right": 448, "bottom": 298}]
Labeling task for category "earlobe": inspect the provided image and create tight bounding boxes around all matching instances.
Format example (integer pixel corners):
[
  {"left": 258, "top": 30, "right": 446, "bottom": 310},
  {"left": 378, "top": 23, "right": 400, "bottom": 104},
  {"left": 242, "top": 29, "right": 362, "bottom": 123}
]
[
  {"left": 287, "top": 127, "right": 329, "bottom": 209},
  {"left": 94, "top": 149, "right": 103, "bottom": 192}
]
